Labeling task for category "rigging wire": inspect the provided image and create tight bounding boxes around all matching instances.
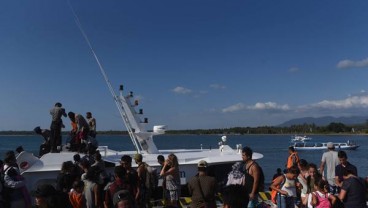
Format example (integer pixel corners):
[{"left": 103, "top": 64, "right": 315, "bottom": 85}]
[{"left": 66, "top": 0, "right": 141, "bottom": 152}]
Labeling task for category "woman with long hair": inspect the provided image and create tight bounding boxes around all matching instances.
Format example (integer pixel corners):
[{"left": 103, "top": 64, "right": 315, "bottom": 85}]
[{"left": 160, "top": 153, "right": 181, "bottom": 207}]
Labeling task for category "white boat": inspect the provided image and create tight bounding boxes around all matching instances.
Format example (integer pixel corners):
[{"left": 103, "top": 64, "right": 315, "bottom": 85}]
[
  {"left": 18, "top": 86, "right": 262, "bottom": 192},
  {"left": 290, "top": 135, "right": 312, "bottom": 142},
  {"left": 16, "top": 8, "right": 263, "bottom": 191},
  {"left": 292, "top": 140, "right": 359, "bottom": 151}
]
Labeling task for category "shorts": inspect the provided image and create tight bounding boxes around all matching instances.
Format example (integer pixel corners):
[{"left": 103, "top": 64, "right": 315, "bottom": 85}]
[{"left": 165, "top": 189, "right": 179, "bottom": 201}]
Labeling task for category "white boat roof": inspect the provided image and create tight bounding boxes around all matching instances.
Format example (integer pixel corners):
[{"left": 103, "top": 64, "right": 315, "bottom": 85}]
[{"left": 21, "top": 145, "right": 263, "bottom": 174}]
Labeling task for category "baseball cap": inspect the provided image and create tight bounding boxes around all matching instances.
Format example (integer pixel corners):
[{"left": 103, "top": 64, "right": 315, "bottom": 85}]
[
  {"left": 134, "top": 153, "right": 142, "bottom": 161},
  {"left": 327, "top": 142, "right": 334, "bottom": 149},
  {"left": 198, "top": 160, "right": 208, "bottom": 168}
]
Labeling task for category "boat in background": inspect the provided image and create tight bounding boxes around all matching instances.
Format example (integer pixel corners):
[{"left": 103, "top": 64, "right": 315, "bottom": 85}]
[
  {"left": 292, "top": 140, "right": 359, "bottom": 151},
  {"left": 290, "top": 135, "right": 312, "bottom": 142}
]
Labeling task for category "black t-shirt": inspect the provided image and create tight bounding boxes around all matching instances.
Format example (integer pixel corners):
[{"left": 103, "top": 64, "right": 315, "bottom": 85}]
[{"left": 341, "top": 176, "right": 366, "bottom": 207}]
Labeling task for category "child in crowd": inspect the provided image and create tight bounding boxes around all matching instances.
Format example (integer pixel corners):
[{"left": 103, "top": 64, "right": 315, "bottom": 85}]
[
  {"left": 311, "top": 179, "right": 336, "bottom": 208},
  {"left": 69, "top": 180, "right": 85, "bottom": 208},
  {"left": 270, "top": 166, "right": 300, "bottom": 208}
]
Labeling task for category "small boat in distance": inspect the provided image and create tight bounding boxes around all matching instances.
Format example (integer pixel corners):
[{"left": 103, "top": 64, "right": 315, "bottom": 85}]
[
  {"left": 290, "top": 135, "right": 312, "bottom": 142},
  {"left": 292, "top": 140, "right": 359, "bottom": 151}
]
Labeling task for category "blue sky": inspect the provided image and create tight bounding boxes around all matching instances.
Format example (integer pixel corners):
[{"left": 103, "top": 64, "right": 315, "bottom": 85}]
[{"left": 1, "top": 0, "right": 368, "bottom": 131}]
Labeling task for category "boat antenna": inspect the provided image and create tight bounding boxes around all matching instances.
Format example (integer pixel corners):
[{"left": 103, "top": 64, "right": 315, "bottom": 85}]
[{"left": 66, "top": 0, "right": 141, "bottom": 152}]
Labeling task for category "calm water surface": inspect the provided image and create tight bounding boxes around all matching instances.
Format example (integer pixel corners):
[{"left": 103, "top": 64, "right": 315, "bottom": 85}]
[{"left": 1, "top": 134, "right": 367, "bottom": 183}]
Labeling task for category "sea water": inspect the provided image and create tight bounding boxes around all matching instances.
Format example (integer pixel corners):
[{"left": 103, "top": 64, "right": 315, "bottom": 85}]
[{"left": 1, "top": 134, "right": 367, "bottom": 184}]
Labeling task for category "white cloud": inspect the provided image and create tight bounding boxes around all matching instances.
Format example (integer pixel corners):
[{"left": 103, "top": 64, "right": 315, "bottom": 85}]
[
  {"left": 171, "top": 86, "right": 192, "bottom": 94},
  {"left": 289, "top": 67, "right": 300, "bottom": 73},
  {"left": 222, "top": 103, "right": 245, "bottom": 113},
  {"left": 310, "top": 95, "right": 368, "bottom": 109},
  {"left": 336, "top": 57, "right": 368, "bottom": 69},
  {"left": 222, "top": 101, "right": 290, "bottom": 113},
  {"left": 248, "top": 102, "right": 290, "bottom": 111},
  {"left": 210, "top": 84, "right": 226, "bottom": 90}
]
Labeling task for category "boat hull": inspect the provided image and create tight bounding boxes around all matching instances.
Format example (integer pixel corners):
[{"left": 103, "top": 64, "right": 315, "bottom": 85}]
[
  {"left": 18, "top": 145, "right": 263, "bottom": 192},
  {"left": 292, "top": 141, "right": 359, "bottom": 151}
]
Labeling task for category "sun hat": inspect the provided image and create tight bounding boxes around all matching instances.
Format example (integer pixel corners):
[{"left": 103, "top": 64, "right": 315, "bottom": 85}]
[{"left": 197, "top": 160, "right": 208, "bottom": 168}]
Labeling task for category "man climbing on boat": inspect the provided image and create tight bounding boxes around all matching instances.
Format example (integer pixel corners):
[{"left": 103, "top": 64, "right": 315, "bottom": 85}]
[{"left": 34, "top": 126, "right": 51, "bottom": 156}]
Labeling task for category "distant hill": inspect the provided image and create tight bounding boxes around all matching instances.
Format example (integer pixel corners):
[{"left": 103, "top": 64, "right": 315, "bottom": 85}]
[{"left": 278, "top": 116, "right": 368, "bottom": 127}]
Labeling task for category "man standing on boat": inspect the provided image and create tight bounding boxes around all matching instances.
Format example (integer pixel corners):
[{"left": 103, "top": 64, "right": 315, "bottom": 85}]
[
  {"left": 86, "top": 112, "right": 96, "bottom": 138},
  {"left": 319, "top": 142, "right": 339, "bottom": 194},
  {"left": 75, "top": 113, "right": 90, "bottom": 152},
  {"left": 49, "top": 102, "right": 66, "bottom": 153}
]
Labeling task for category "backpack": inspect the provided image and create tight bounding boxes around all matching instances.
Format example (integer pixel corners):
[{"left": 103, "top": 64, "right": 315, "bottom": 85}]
[
  {"left": 144, "top": 163, "right": 158, "bottom": 192},
  {"left": 314, "top": 191, "right": 332, "bottom": 208},
  {"left": 270, "top": 174, "right": 286, "bottom": 204}
]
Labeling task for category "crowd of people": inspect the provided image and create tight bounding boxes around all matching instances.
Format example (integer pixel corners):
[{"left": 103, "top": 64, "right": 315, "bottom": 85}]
[
  {"left": 269, "top": 144, "right": 368, "bottom": 208},
  {"left": 1, "top": 102, "right": 367, "bottom": 207},
  {"left": 34, "top": 102, "right": 98, "bottom": 157},
  {"left": 1, "top": 142, "right": 368, "bottom": 208}
]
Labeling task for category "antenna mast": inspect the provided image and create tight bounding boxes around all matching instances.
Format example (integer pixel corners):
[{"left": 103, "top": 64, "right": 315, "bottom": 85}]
[{"left": 67, "top": 0, "right": 141, "bottom": 152}]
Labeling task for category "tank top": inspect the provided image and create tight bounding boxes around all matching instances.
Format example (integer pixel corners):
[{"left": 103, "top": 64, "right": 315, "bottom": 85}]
[
  {"left": 280, "top": 174, "right": 297, "bottom": 197},
  {"left": 314, "top": 191, "right": 331, "bottom": 208}
]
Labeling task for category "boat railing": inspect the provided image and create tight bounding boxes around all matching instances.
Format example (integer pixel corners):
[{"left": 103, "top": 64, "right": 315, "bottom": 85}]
[{"left": 97, "top": 146, "right": 109, "bottom": 157}]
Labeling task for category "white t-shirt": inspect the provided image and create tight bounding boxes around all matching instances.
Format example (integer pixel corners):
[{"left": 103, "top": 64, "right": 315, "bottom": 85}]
[{"left": 321, "top": 150, "right": 339, "bottom": 186}]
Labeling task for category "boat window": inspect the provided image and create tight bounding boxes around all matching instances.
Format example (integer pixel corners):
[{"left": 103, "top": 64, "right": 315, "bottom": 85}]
[
  {"left": 305, "top": 143, "right": 314, "bottom": 147},
  {"left": 295, "top": 143, "right": 304, "bottom": 147},
  {"left": 315, "top": 143, "right": 323, "bottom": 147}
]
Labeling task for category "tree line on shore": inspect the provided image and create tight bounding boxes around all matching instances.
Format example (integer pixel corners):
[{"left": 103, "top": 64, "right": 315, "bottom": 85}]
[{"left": 1, "top": 122, "right": 368, "bottom": 135}]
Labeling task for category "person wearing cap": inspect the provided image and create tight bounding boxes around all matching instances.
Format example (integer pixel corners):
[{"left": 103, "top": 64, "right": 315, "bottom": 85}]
[
  {"left": 188, "top": 160, "right": 217, "bottom": 208},
  {"left": 319, "top": 142, "right": 339, "bottom": 194},
  {"left": 49, "top": 102, "right": 67, "bottom": 153},
  {"left": 334, "top": 150, "right": 357, "bottom": 193}
]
